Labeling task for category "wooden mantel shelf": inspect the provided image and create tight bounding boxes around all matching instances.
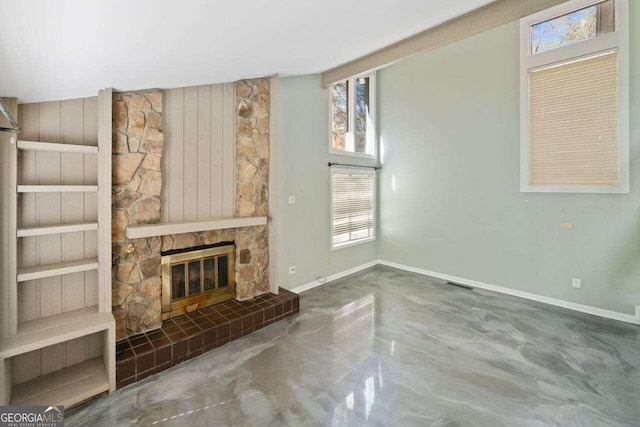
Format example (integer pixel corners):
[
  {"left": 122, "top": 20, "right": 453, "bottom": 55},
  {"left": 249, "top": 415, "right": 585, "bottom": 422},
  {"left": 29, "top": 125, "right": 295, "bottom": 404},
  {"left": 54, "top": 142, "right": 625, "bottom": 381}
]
[{"left": 125, "top": 217, "right": 268, "bottom": 239}]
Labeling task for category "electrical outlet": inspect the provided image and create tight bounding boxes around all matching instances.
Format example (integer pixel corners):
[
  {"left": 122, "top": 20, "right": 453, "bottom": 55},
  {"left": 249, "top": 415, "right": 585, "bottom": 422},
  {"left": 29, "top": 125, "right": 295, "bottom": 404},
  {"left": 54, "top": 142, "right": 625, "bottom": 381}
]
[
  {"left": 572, "top": 278, "right": 581, "bottom": 289},
  {"left": 288, "top": 266, "right": 296, "bottom": 274},
  {"left": 288, "top": 196, "right": 296, "bottom": 204},
  {"left": 635, "top": 305, "right": 640, "bottom": 318}
]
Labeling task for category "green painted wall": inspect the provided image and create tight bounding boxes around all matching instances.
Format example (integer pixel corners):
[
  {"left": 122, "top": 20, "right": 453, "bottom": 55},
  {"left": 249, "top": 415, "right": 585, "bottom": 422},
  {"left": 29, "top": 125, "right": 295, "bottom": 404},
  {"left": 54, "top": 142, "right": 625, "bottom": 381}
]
[
  {"left": 377, "top": 7, "right": 640, "bottom": 315},
  {"left": 277, "top": 75, "right": 378, "bottom": 290}
]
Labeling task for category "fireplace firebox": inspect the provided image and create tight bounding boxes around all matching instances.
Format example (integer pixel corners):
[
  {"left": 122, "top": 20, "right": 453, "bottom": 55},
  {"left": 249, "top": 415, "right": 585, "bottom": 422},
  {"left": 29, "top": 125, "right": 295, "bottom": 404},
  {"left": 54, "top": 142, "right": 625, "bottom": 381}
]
[{"left": 161, "top": 243, "right": 236, "bottom": 320}]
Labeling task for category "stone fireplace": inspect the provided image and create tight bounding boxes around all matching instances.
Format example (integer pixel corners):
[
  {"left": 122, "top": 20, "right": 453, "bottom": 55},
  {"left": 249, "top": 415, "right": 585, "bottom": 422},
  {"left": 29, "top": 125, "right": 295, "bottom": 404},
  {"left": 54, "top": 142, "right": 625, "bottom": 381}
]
[
  {"left": 161, "top": 242, "right": 236, "bottom": 320},
  {"left": 111, "top": 77, "right": 301, "bottom": 389},
  {"left": 111, "top": 79, "right": 272, "bottom": 340}
]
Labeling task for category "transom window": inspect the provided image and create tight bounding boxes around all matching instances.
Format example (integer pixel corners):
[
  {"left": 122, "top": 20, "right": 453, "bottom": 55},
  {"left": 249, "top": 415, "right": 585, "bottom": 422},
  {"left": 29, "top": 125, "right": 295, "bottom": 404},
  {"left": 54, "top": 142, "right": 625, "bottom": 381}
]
[
  {"left": 531, "top": 0, "right": 614, "bottom": 54},
  {"left": 330, "top": 74, "right": 376, "bottom": 158}
]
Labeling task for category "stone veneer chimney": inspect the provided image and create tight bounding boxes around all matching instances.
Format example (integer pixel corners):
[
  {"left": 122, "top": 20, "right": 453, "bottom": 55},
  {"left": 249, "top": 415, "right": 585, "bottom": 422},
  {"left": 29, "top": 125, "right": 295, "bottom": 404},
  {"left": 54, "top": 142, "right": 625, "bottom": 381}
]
[{"left": 111, "top": 80, "right": 271, "bottom": 340}]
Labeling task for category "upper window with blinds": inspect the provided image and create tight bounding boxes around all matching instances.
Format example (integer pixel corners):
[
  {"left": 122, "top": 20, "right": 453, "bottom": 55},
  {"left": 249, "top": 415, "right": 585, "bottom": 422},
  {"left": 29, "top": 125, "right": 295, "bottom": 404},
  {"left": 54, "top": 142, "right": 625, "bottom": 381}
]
[
  {"left": 330, "top": 74, "right": 376, "bottom": 158},
  {"left": 520, "top": 0, "right": 629, "bottom": 193},
  {"left": 331, "top": 168, "right": 376, "bottom": 250}
]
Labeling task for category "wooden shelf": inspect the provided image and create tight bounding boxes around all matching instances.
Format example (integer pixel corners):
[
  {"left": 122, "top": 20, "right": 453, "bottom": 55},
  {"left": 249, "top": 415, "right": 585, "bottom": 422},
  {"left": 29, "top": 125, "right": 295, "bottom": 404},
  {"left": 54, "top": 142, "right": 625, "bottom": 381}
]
[
  {"left": 17, "top": 140, "right": 99, "bottom": 154},
  {"left": 17, "top": 222, "right": 98, "bottom": 238},
  {"left": 126, "top": 216, "right": 268, "bottom": 239},
  {"left": 0, "top": 89, "right": 116, "bottom": 407},
  {"left": 0, "top": 306, "right": 113, "bottom": 359},
  {"left": 17, "top": 185, "right": 99, "bottom": 193},
  {"left": 11, "top": 357, "right": 109, "bottom": 407},
  {"left": 17, "top": 258, "right": 99, "bottom": 282}
]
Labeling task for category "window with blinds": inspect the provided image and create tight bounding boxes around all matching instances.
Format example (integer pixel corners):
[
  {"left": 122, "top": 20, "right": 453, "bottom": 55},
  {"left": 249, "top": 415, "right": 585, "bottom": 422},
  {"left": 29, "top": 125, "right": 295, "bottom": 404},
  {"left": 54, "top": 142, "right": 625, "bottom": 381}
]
[
  {"left": 331, "top": 169, "right": 376, "bottom": 249},
  {"left": 520, "top": 0, "right": 628, "bottom": 193},
  {"left": 529, "top": 51, "right": 619, "bottom": 186}
]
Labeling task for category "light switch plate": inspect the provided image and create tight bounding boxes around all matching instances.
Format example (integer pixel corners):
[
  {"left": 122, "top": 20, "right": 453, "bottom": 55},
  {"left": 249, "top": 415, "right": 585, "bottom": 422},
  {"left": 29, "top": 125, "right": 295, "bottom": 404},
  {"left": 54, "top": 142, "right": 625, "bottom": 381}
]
[{"left": 288, "top": 196, "right": 296, "bottom": 204}]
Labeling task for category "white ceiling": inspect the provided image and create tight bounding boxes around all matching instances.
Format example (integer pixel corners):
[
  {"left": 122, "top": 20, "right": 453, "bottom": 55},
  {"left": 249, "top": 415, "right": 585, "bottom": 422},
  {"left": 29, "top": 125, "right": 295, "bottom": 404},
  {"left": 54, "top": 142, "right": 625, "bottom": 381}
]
[{"left": 0, "top": 0, "right": 494, "bottom": 103}]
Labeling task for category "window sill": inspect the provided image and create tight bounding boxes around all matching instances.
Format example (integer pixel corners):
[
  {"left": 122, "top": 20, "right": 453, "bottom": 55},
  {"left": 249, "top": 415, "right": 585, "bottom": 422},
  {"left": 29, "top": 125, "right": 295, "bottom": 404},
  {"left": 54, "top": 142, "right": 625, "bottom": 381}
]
[
  {"left": 331, "top": 237, "right": 376, "bottom": 252},
  {"left": 520, "top": 184, "right": 629, "bottom": 194}
]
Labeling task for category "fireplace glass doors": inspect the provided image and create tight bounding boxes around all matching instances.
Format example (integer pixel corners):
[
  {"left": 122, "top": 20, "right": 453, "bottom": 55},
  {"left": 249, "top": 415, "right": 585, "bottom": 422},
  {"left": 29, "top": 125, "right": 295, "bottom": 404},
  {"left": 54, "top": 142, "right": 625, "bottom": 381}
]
[{"left": 161, "top": 244, "right": 235, "bottom": 320}]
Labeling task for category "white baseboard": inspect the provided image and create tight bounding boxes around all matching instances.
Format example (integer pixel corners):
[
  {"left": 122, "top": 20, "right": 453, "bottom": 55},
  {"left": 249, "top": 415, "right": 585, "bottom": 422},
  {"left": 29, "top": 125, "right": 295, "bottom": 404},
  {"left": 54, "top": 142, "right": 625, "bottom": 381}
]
[
  {"left": 286, "top": 258, "right": 639, "bottom": 326},
  {"left": 378, "top": 259, "right": 640, "bottom": 326},
  {"left": 289, "top": 260, "right": 378, "bottom": 294}
]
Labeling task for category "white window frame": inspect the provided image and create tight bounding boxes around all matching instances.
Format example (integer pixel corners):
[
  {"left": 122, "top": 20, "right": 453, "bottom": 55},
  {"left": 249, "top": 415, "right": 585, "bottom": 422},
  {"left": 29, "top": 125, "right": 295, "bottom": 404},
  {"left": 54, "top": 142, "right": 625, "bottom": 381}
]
[
  {"left": 330, "top": 168, "right": 376, "bottom": 251},
  {"left": 329, "top": 72, "right": 377, "bottom": 159},
  {"left": 519, "top": 0, "right": 629, "bottom": 193}
]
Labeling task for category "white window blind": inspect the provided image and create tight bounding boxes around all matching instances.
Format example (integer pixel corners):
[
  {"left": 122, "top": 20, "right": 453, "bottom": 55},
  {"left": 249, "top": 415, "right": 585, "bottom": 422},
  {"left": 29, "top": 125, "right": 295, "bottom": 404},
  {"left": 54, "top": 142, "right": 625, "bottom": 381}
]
[
  {"left": 529, "top": 51, "right": 619, "bottom": 186},
  {"left": 331, "top": 169, "right": 375, "bottom": 249}
]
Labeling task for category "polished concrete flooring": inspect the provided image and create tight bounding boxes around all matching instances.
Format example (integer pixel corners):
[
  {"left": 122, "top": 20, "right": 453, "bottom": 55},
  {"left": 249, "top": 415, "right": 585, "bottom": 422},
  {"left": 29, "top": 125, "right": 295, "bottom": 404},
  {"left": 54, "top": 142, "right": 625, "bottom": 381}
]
[{"left": 67, "top": 266, "right": 640, "bottom": 426}]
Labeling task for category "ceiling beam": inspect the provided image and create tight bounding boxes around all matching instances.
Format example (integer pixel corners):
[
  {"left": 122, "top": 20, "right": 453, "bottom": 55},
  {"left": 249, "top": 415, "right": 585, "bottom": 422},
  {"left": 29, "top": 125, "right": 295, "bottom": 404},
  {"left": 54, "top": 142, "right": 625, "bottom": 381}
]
[{"left": 320, "top": 0, "right": 570, "bottom": 88}]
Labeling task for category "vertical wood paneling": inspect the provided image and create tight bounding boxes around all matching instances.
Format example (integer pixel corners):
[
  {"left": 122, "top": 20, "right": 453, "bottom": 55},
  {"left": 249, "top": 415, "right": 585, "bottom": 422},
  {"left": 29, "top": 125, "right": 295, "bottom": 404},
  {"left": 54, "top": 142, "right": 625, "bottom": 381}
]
[
  {"left": 197, "top": 85, "right": 211, "bottom": 219},
  {"left": 17, "top": 104, "right": 38, "bottom": 186},
  {"left": 222, "top": 83, "right": 235, "bottom": 216},
  {"left": 183, "top": 86, "right": 199, "bottom": 221},
  {"left": 17, "top": 276, "right": 37, "bottom": 323},
  {"left": 210, "top": 84, "right": 224, "bottom": 218},
  {"left": 40, "top": 343, "right": 64, "bottom": 376},
  {"left": 12, "top": 330, "right": 105, "bottom": 385},
  {"left": 87, "top": 332, "right": 102, "bottom": 359},
  {"left": 65, "top": 337, "right": 87, "bottom": 367},
  {"left": 161, "top": 83, "right": 236, "bottom": 222},
  {"left": 12, "top": 351, "right": 40, "bottom": 385},
  {"left": 61, "top": 99, "right": 85, "bottom": 313},
  {"left": 37, "top": 101, "right": 63, "bottom": 319},
  {"left": 161, "top": 90, "right": 171, "bottom": 222},
  {"left": 167, "top": 88, "right": 184, "bottom": 221},
  {"left": 16, "top": 104, "right": 38, "bottom": 324}
]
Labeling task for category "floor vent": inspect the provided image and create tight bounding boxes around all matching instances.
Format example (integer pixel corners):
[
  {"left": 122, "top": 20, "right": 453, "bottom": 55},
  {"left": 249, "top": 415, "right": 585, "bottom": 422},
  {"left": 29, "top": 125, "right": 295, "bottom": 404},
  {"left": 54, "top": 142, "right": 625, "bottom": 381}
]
[{"left": 446, "top": 281, "right": 474, "bottom": 291}]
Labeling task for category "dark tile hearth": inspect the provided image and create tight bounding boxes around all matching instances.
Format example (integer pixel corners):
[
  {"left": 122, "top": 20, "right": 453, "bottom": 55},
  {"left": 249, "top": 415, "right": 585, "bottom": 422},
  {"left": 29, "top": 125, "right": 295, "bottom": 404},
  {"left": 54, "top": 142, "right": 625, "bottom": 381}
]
[{"left": 115, "top": 288, "right": 299, "bottom": 388}]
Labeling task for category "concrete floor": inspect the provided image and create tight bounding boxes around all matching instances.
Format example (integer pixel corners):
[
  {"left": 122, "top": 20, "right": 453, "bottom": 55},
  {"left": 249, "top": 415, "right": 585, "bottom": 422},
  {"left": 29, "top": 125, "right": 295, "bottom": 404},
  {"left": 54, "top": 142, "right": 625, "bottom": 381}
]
[{"left": 67, "top": 266, "right": 640, "bottom": 426}]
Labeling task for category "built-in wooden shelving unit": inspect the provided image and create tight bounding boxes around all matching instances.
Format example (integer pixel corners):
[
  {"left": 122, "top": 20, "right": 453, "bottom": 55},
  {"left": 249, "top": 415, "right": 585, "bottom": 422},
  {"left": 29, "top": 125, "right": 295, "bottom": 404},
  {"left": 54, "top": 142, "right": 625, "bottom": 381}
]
[{"left": 0, "top": 90, "right": 115, "bottom": 408}]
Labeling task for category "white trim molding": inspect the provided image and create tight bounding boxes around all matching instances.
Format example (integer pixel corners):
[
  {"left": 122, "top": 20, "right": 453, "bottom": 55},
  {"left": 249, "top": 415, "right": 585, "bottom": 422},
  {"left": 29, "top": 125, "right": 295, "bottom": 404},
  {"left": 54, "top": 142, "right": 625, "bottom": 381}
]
[
  {"left": 269, "top": 74, "right": 280, "bottom": 295},
  {"left": 289, "top": 260, "right": 378, "bottom": 294},
  {"left": 378, "top": 259, "right": 640, "bottom": 326}
]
